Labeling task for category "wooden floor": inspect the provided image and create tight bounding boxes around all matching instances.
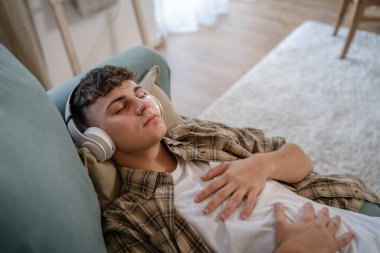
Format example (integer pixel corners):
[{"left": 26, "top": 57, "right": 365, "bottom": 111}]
[{"left": 157, "top": 0, "right": 380, "bottom": 117}]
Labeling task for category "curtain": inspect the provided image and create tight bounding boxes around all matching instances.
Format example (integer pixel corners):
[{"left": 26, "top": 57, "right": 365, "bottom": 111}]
[
  {"left": 0, "top": 0, "right": 51, "bottom": 90},
  {"left": 154, "top": 0, "right": 229, "bottom": 34}
]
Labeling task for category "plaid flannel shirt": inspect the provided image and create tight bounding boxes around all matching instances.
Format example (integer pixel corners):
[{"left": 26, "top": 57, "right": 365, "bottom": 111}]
[{"left": 103, "top": 118, "right": 380, "bottom": 253}]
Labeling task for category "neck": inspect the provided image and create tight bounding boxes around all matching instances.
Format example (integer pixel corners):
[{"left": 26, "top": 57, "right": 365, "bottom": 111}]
[{"left": 112, "top": 142, "right": 177, "bottom": 173}]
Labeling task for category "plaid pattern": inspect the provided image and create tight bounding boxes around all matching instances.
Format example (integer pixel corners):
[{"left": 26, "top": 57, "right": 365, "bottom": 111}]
[
  {"left": 165, "top": 118, "right": 286, "bottom": 162},
  {"left": 283, "top": 174, "right": 380, "bottom": 212},
  {"left": 103, "top": 118, "right": 380, "bottom": 252},
  {"left": 103, "top": 168, "right": 212, "bottom": 253}
]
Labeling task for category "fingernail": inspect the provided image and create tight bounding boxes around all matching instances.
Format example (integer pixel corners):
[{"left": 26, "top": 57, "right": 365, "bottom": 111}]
[
  {"left": 241, "top": 214, "right": 247, "bottom": 220},
  {"left": 203, "top": 208, "right": 209, "bottom": 215},
  {"left": 220, "top": 214, "right": 226, "bottom": 221}
]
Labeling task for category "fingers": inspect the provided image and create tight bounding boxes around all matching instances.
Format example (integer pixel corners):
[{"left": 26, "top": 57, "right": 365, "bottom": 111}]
[
  {"left": 327, "top": 215, "right": 341, "bottom": 235},
  {"left": 302, "top": 202, "right": 316, "bottom": 221},
  {"left": 219, "top": 189, "right": 246, "bottom": 221},
  {"left": 200, "top": 163, "right": 229, "bottom": 181},
  {"left": 273, "top": 202, "right": 354, "bottom": 252},
  {"left": 309, "top": 204, "right": 354, "bottom": 251},
  {"left": 194, "top": 175, "right": 227, "bottom": 203},
  {"left": 334, "top": 231, "right": 354, "bottom": 250},
  {"left": 240, "top": 190, "right": 259, "bottom": 220},
  {"left": 316, "top": 207, "right": 329, "bottom": 226},
  {"left": 327, "top": 215, "right": 354, "bottom": 250},
  {"left": 196, "top": 160, "right": 265, "bottom": 221},
  {"left": 201, "top": 184, "right": 233, "bottom": 215},
  {"left": 197, "top": 182, "right": 261, "bottom": 221},
  {"left": 194, "top": 163, "right": 229, "bottom": 203},
  {"left": 274, "top": 202, "right": 288, "bottom": 228}
]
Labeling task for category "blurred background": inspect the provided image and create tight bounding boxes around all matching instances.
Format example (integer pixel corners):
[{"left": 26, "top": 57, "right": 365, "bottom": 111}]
[{"left": 1, "top": 0, "right": 379, "bottom": 117}]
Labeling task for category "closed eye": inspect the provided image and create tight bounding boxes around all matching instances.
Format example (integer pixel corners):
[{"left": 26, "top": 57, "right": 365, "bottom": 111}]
[
  {"left": 108, "top": 86, "right": 148, "bottom": 114},
  {"left": 114, "top": 102, "right": 128, "bottom": 114}
]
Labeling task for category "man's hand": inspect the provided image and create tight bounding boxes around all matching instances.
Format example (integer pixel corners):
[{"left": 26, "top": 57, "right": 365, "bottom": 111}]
[
  {"left": 194, "top": 143, "right": 312, "bottom": 221},
  {"left": 273, "top": 202, "right": 354, "bottom": 253},
  {"left": 194, "top": 156, "right": 270, "bottom": 221}
]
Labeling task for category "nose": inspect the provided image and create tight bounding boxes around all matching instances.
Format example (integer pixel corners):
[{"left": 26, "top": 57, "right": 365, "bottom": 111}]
[{"left": 135, "top": 97, "right": 150, "bottom": 115}]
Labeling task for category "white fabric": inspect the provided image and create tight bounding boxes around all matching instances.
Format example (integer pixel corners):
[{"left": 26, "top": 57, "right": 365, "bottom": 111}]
[
  {"left": 172, "top": 157, "right": 380, "bottom": 253},
  {"left": 154, "top": 0, "right": 229, "bottom": 34},
  {"left": 198, "top": 21, "right": 380, "bottom": 195}
]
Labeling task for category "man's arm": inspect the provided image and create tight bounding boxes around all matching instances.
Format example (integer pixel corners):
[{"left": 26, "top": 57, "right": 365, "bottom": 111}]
[
  {"left": 273, "top": 202, "right": 353, "bottom": 253},
  {"left": 195, "top": 142, "right": 313, "bottom": 221},
  {"left": 262, "top": 142, "right": 313, "bottom": 183}
]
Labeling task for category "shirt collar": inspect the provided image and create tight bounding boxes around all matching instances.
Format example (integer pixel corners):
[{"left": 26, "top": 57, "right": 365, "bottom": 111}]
[
  {"left": 162, "top": 136, "right": 189, "bottom": 146},
  {"left": 118, "top": 166, "right": 174, "bottom": 199}
]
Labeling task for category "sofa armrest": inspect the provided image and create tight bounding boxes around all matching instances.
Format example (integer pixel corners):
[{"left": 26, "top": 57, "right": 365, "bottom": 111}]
[{"left": 0, "top": 43, "right": 107, "bottom": 253}]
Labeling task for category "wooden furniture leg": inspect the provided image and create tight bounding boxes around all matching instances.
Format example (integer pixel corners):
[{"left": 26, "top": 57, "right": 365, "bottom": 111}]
[
  {"left": 340, "top": 0, "right": 367, "bottom": 58},
  {"left": 49, "top": 0, "right": 81, "bottom": 75},
  {"left": 333, "top": 0, "right": 350, "bottom": 35}
]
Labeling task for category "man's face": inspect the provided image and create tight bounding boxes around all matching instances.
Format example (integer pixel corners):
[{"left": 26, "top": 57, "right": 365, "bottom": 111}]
[{"left": 85, "top": 80, "right": 167, "bottom": 155}]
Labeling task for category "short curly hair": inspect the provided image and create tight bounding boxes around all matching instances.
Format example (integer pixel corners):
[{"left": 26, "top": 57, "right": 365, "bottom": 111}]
[{"left": 71, "top": 65, "right": 135, "bottom": 132}]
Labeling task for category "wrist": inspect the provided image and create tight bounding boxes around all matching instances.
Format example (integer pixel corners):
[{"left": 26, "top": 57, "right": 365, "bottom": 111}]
[{"left": 250, "top": 153, "right": 276, "bottom": 179}]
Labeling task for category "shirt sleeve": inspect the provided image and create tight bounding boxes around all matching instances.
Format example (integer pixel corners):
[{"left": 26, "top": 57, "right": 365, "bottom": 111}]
[
  {"left": 227, "top": 125, "right": 286, "bottom": 153},
  {"left": 168, "top": 117, "right": 286, "bottom": 155}
]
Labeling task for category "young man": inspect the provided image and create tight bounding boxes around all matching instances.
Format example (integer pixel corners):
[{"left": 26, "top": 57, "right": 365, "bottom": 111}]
[{"left": 70, "top": 65, "right": 379, "bottom": 253}]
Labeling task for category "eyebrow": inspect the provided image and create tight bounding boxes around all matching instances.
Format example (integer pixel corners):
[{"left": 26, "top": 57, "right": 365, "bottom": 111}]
[{"left": 106, "top": 85, "right": 143, "bottom": 111}]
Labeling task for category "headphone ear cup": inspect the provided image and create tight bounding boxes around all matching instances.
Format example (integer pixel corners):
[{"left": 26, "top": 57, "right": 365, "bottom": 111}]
[
  {"left": 83, "top": 127, "right": 116, "bottom": 162},
  {"left": 152, "top": 96, "right": 163, "bottom": 116}
]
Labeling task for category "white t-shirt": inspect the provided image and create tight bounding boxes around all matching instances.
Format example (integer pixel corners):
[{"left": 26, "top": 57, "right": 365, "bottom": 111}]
[{"left": 171, "top": 157, "right": 380, "bottom": 253}]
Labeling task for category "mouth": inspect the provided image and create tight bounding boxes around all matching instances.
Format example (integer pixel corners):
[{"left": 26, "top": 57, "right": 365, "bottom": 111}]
[{"left": 143, "top": 115, "right": 159, "bottom": 127}]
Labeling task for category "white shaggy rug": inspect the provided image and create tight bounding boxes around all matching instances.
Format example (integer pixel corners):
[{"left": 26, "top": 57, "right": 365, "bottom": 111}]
[{"left": 199, "top": 21, "right": 380, "bottom": 195}]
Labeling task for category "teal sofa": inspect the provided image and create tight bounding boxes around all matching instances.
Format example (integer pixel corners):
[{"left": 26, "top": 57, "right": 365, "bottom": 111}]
[
  {"left": 1, "top": 42, "right": 379, "bottom": 253},
  {"left": 0, "top": 44, "right": 170, "bottom": 253}
]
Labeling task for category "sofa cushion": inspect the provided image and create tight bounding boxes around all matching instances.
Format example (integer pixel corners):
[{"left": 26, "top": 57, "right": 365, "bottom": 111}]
[
  {"left": 0, "top": 44, "right": 107, "bottom": 253},
  {"left": 79, "top": 147, "right": 121, "bottom": 211}
]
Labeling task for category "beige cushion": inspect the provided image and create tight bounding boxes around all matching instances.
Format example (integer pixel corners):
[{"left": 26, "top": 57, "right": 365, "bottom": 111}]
[
  {"left": 79, "top": 147, "right": 121, "bottom": 211},
  {"left": 81, "top": 66, "right": 183, "bottom": 211}
]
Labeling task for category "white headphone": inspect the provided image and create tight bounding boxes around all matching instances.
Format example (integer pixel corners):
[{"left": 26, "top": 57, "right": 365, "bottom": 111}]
[{"left": 65, "top": 86, "right": 163, "bottom": 162}]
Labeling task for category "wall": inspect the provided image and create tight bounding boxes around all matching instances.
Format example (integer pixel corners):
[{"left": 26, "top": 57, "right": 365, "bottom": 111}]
[{"left": 28, "top": 0, "right": 144, "bottom": 87}]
